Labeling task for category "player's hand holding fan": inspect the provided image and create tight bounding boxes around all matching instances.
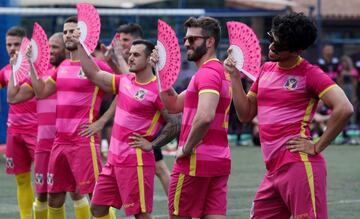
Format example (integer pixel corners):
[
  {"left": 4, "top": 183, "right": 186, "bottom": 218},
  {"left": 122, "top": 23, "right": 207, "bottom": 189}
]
[
  {"left": 226, "top": 21, "right": 261, "bottom": 81},
  {"left": 12, "top": 37, "right": 30, "bottom": 86},
  {"left": 77, "top": 2, "right": 101, "bottom": 56},
  {"left": 155, "top": 19, "right": 181, "bottom": 91}
]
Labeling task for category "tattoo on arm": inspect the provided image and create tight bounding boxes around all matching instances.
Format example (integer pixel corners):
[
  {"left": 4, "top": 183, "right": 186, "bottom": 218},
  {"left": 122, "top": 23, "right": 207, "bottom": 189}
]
[{"left": 152, "top": 112, "right": 182, "bottom": 149}]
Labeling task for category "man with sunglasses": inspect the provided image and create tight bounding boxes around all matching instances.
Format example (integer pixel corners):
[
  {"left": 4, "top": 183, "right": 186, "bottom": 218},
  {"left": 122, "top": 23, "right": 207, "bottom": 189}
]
[
  {"left": 225, "top": 12, "right": 353, "bottom": 219},
  {"left": 151, "top": 16, "right": 232, "bottom": 219}
]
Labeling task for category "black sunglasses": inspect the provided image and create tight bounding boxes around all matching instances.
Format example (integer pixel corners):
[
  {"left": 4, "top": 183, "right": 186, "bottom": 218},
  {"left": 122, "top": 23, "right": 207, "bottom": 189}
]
[
  {"left": 183, "top": 35, "right": 208, "bottom": 44},
  {"left": 266, "top": 31, "right": 288, "bottom": 52}
]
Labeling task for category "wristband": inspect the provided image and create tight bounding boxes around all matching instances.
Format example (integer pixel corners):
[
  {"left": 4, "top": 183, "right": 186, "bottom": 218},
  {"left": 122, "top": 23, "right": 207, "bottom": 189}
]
[{"left": 313, "top": 143, "right": 318, "bottom": 155}]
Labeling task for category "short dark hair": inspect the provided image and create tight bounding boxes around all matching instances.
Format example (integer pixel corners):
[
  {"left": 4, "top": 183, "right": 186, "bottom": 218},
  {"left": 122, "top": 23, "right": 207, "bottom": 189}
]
[
  {"left": 64, "top": 16, "right": 77, "bottom": 24},
  {"left": 132, "top": 39, "right": 154, "bottom": 57},
  {"left": 117, "top": 23, "right": 143, "bottom": 39},
  {"left": 6, "top": 26, "right": 26, "bottom": 38},
  {"left": 184, "top": 16, "right": 221, "bottom": 48},
  {"left": 271, "top": 12, "right": 317, "bottom": 52}
]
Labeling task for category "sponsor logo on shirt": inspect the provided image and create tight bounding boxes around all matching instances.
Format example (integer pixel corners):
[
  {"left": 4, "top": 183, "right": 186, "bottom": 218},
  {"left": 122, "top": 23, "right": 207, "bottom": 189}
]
[
  {"left": 134, "top": 88, "right": 147, "bottom": 101},
  {"left": 47, "top": 173, "right": 54, "bottom": 185},
  {"left": 35, "top": 173, "right": 44, "bottom": 185},
  {"left": 5, "top": 157, "right": 14, "bottom": 169},
  {"left": 284, "top": 77, "right": 298, "bottom": 90}
]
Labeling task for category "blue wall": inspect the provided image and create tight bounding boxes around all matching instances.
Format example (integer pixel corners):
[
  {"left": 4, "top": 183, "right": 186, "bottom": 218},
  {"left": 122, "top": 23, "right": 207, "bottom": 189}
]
[{"left": 0, "top": 0, "right": 20, "bottom": 143}]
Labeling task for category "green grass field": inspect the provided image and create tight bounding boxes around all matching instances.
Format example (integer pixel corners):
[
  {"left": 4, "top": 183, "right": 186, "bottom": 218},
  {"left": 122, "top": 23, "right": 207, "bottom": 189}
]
[{"left": 0, "top": 144, "right": 359, "bottom": 218}]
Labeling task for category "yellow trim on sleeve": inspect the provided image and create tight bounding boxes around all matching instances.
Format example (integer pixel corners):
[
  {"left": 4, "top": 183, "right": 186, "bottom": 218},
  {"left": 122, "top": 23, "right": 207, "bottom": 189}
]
[
  {"left": 199, "top": 89, "right": 219, "bottom": 96},
  {"left": 112, "top": 75, "right": 116, "bottom": 94},
  {"left": 23, "top": 83, "right": 33, "bottom": 91},
  {"left": 319, "top": 84, "right": 336, "bottom": 98},
  {"left": 300, "top": 153, "right": 317, "bottom": 217},
  {"left": 47, "top": 76, "right": 56, "bottom": 85},
  {"left": 89, "top": 86, "right": 100, "bottom": 181},
  {"left": 137, "top": 165, "right": 147, "bottom": 213},
  {"left": 173, "top": 173, "right": 185, "bottom": 215},
  {"left": 247, "top": 91, "right": 257, "bottom": 97}
]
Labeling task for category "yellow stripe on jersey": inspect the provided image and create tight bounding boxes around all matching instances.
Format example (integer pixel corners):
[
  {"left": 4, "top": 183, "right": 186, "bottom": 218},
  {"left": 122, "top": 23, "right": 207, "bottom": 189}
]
[
  {"left": 47, "top": 76, "right": 56, "bottom": 85},
  {"left": 136, "top": 148, "right": 144, "bottom": 166},
  {"left": 199, "top": 89, "right": 219, "bottom": 96},
  {"left": 319, "top": 84, "right": 336, "bottom": 98},
  {"left": 112, "top": 75, "right": 116, "bottom": 94},
  {"left": 189, "top": 151, "right": 196, "bottom": 176},
  {"left": 173, "top": 173, "right": 185, "bottom": 215},
  {"left": 89, "top": 86, "right": 100, "bottom": 181},
  {"left": 137, "top": 165, "right": 147, "bottom": 213},
  {"left": 247, "top": 91, "right": 257, "bottom": 97},
  {"left": 300, "top": 98, "right": 315, "bottom": 137},
  {"left": 145, "top": 111, "right": 161, "bottom": 136},
  {"left": 300, "top": 153, "right": 317, "bottom": 217}
]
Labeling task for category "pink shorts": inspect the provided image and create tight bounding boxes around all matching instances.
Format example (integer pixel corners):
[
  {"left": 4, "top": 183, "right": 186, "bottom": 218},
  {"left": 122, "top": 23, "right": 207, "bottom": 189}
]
[
  {"left": 47, "top": 142, "right": 102, "bottom": 194},
  {"left": 91, "top": 163, "right": 155, "bottom": 216},
  {"left": 168, "top": 172, "right": 229, "bottom": 218},
  {"left": 34, "top": 151, "right": 51, "bottom": 193},
  {"left": 5, "top": 129, "right": 36, "bottom": 174},
  {"left": 251, "top": 161, "right": 327, "bottom": 219}
]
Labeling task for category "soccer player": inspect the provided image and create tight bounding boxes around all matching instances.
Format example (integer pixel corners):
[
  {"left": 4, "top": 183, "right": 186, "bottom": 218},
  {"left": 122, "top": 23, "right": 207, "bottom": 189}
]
[
  {"left": 8, "top": 32, "right": 91, "bottom": 219},
  {"left": 82, "top": 23, "right": 172, "bottom": 197},
  {"left": 224, "top": 12, "right": 353, "bottom": 219},
  {"left": 0, "top": 26, "right": 36, "bottom": 219},
  {"left": 75, "top": 35, "right": 178, "bottom": 218},
  {"left": 151, "top": 16, "right": 232, "bottom": 219},
  {"left": 28, "top": 16, "right": 112, "bottom": 219}
]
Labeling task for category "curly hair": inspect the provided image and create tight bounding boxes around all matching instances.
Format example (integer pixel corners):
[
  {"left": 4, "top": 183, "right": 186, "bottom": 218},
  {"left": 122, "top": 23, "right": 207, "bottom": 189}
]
[
  {"left": 184, "top": 16, "right": 221, "bottom": 48},
  {"left": 271, "top": 12, "right": 317, "bottom": 52}
]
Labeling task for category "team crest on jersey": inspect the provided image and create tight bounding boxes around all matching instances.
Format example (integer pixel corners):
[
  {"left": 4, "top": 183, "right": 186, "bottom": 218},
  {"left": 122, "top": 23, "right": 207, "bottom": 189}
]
[
  {"left": 134, "top": 88, "right": 147, "bottom": 101},
  {"left": 6, "top": 157, "right": 14, "bottom": 169},
  {"left": 47, "top": 173, "right": 54, "bottom": 185},
  {"left": 78, "top": 68, "right": 87, "bottom": 79},
  {"left": 284, "top": 77, "right": 298, "bottom": 90},
  {"left": 35, "top": 173, "right": 44, "bottom": 185}
]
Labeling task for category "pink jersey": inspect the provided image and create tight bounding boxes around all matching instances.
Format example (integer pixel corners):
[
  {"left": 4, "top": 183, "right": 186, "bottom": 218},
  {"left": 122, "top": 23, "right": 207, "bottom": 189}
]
[
  {"left": 0, "top": 64, "right": 37, "bottom": 132},
  {"left": 249, "top": 59, "right": 335, "bottom": 172},
  {"left": 173, "top": 59, "right": 232, "bottom": 177},
  {"left": 49, "top": 59, "right": 112, "bottom": 144},
  {"left": 36, "top": 67, "right": 57, "bottom": 152},
  {"left": 108, "top": 74, "right": 164, "bottom": 166}
]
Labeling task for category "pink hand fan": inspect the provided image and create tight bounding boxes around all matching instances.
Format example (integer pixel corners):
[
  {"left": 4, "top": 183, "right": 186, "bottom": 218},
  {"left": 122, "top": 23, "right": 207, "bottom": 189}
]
[
  {"left": 110, "top": 33, "right": 120, "bottom": 47},
  {"left": 227, "top": 21, "right": 261, "bottom": 81},
  {"left": 156, "top": 19, "right": 181, "bottom": 91},
  {"left": 77, "top": 2, "right": 101, "bottom": 55},
  {"left": 30, "top": 22, "right": 50, "bottom": 78},
  {"left": 12, "top": 37, "right": 30, "bottom": 86}
]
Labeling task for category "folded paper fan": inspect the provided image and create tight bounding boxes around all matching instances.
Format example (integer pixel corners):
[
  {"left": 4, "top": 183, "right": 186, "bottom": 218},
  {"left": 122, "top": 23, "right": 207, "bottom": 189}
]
[
  {"left": 12, "top": 37, "right": 30, "bottom": 86},
  {"left": 30, "top": 22, "right": 50, "bottom": 78},
  {"left": 110, "top": 33, "right": 121, "bottom": 47},
  {"left": 227, "top": 21, "right": 261, "bottom": 81},
  {"left": 156, "top": 19, "right": 181, "bottom": 91},
  {"left": 77, "top": 2, "right": 100, "bottom": 55}
]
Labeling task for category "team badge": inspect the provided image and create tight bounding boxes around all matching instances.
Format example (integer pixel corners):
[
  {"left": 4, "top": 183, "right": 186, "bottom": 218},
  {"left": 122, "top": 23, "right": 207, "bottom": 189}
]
[
  {"left": 78, "top": 68, "right": 87, "bottom": 79},
  {"left": 284, "top": 77, "right": 298, "bottom": 90},
  {"left": 134, "top": 88, "right": 147, "bottom": 101},
  {"left": 6, "top": 157, "right": 14, "bottom": 169},
  {"left": 47, "top": 173, "right": 54, "bottom": 185},
  {"left": 35, "top": 173, "right": 44, "bottom": 185}
]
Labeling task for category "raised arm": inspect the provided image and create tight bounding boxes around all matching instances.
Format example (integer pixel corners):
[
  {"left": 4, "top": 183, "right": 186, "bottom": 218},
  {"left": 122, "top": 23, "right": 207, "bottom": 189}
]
[
  {"left": 224, "top": 50, "right": 257, "bottom": 122},
  {"left": 7, "top": 53, "right": 34, "bottom": 103},
  {"left": 160, "top": 88, "right": 186, "bottom": 113},
  {"left": 76, "top": 41, "right": 114, "bottom": 93}
]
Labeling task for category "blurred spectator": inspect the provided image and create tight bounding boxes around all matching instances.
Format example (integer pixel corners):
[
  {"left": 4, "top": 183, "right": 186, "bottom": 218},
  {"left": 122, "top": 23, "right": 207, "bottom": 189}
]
[
  {"left": 318, "top": 44, "right": 340, "bottom": 82},
  {"left": 174, "top": 60, "right": 195, "bottom": 92}
]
